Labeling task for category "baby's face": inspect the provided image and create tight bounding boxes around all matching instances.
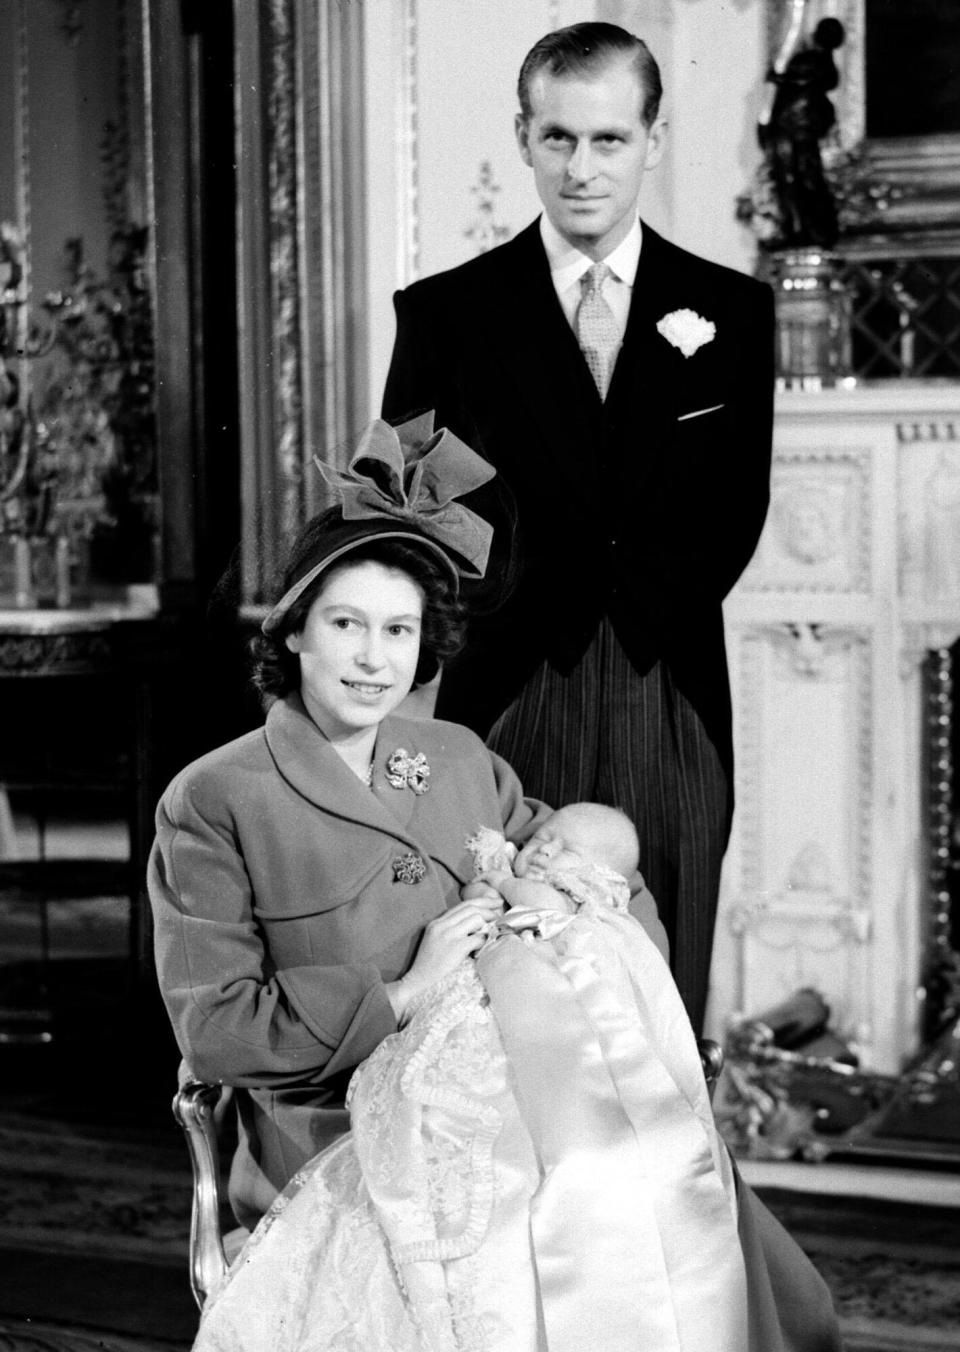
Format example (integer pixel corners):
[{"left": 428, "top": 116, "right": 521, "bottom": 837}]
[{"left": 514, "top": 816, "right": 590, "bottom": 880}]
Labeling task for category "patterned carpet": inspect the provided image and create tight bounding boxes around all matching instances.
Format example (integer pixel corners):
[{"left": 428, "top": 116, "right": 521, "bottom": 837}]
[
  {"left": 0, "top": 1107, "right": 958, "bottom": 1351},
  {"left": 0, "top": 1319, "right": 187, "bottom": 1352},
  {"left": 0, "top": 1112, "right": 190, "bottom": 1263},
  {"left": 760, "top": 1188, "right": 960, "bottom": 1351}
]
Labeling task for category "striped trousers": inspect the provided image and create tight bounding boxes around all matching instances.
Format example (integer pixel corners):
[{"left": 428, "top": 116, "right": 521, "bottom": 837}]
[{"left": 486, "top": 617, "right": 729, "bottom": 1034}]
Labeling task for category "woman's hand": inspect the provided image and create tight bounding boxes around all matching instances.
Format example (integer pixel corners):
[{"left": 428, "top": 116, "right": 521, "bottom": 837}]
[
  {"left": 461, "top": 878, "right": 505, "bottom": 905},
  {"left": 386, "top": 897, "right": 503, "bottom": 1023}
]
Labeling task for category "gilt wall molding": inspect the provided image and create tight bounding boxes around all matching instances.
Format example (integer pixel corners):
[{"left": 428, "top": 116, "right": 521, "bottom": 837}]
[
  {"left": 735, "top": 629, "right": 766, "bottom": 898},
  {"left": 237, "top": 0, "right": 367, "bottom": 605},
  {"left": 924, "top": 645, "right": 955, "bottom": 1001},
  {"left": 297, "top": 0, "right": 369, "bottom": 495},
  {"left": 395, "top": 0, "right": 420, "bottom": 285},
  {"left": 268, "top": 0, "right": 304, "bottom": 547}
]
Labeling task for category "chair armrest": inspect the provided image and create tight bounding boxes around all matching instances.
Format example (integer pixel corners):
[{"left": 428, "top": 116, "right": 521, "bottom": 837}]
[
  {"left": 698, "top": 1038, "right": 724, "bottom": 1101},
  {"left": 172, "top": 1079, "right": 230, "bottom": 1310}
]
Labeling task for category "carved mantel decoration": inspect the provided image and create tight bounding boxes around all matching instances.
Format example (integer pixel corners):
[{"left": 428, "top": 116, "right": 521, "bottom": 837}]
[{"left": 711, "top": 383, "right": 960, "bottom": 1164}]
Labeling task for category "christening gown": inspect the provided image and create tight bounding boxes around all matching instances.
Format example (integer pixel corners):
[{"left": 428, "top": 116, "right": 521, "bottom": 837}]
[{"left": 191, "top": 838, "right": 838, "bottom": 1352}]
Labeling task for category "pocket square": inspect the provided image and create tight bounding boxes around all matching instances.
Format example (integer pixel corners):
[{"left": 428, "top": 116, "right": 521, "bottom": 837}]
[{"left": 677, "top": 403, "right": 725, "bottom": 422}]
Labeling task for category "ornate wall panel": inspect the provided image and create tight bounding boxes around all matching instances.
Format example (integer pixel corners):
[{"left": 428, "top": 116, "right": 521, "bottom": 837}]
[
  {"left": 897, "top": 422, "right": 960, "bottom": 614},
  {"left": 362, "top": 0, "right": 564, "bottom": 402},
  {"left": 742, "top": 449, "right": 872, "bottom": 594},
  {"left": 711, "top": 385, "right": 960, "bottom": 1075},
  {"left": 722, "top": 625, "right": 873, "bottom": 1053}
]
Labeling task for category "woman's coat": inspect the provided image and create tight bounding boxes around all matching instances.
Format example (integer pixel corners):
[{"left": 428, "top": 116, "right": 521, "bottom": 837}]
[{"left": 148, "top": 693, "right": 550, "bottom": 1225}]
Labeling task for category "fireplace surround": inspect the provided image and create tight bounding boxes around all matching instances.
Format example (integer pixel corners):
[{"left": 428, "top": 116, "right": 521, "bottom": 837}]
[{"left": 708, "top": 383, "right": 960, "bottom": 1162}]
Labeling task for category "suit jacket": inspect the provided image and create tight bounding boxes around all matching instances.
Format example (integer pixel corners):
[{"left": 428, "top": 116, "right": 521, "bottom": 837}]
[
  {"left": 382, "top": 220, "right": 775, "bottom": 778},
  {"left": 148, "top": 694, "right": 551, "bottom": 1225}
]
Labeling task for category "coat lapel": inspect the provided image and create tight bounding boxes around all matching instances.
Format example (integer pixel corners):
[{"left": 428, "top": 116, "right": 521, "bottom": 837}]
[
  {"left": 265, "top": 695, "right": 408, "bottom": 840},
  {"left": 373, "top": 716, "right": 476, "bottom": 879},
  {"left": 482, "top": 222, "right": 603, "bottom": 486},
  {"left": 264, "top": 697, "right": 473, "bottom": 881},
  {"left": 607, "top": 222, "right": 684, "bottom": 423},
  {"left": 480, "top": 222, "right": 697, "bottom": 492}
]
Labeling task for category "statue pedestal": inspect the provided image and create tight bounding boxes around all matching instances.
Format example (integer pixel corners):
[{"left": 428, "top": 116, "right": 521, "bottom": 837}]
[{"left": 766, "top": 249, "right": 853, "bottom": 388}]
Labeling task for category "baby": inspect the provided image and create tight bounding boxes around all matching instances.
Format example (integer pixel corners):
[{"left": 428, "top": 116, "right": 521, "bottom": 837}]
[{"left": 465, "top": 802, "right": 641, "bottom": 936}]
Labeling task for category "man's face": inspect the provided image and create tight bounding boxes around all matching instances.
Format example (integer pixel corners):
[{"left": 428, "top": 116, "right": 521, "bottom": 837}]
[{"left": 515, "top": 57, "right": 666, "bottom": 260}]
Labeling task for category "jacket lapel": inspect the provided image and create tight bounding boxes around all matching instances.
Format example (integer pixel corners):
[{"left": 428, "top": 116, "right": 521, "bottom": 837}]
[
  {"left": 482, "top": 223, "right": 696, "bottom": 485},
  {"left": 607, "top": 222, "right": 683, "bottom": 422},
  {"left": 483, "top": 222, "right": 603, "bottom": 484}
]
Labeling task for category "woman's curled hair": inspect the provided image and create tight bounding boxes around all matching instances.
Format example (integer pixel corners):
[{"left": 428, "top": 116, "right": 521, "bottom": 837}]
[{"left": 249, "top": 513, "right": 468, "bottom": 704}]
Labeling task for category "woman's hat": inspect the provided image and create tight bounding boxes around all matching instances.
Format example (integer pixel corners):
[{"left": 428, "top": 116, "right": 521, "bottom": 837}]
[{"left": 261, "top": 413, "right": 496, "bottom": 634}]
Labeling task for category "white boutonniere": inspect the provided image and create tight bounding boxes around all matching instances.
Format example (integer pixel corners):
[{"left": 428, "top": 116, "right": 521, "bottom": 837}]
[{"left": 656, "top": 309, "right": 716, "bottom": 358}]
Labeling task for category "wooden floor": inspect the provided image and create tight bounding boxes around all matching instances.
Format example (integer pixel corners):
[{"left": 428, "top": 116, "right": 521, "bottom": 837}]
[{"left": 0, "top": 968, "right": 198, "bottom": 1351}]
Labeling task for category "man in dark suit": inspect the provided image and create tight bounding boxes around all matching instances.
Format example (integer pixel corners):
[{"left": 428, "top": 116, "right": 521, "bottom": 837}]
[{"left": 382, "top": 21, "right": 774, "bottom": 1031}]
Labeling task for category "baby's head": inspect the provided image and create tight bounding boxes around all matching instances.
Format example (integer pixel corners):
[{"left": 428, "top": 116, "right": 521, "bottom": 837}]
[{"left": 515, "top": 803, "right": 639, "bottom": 881}]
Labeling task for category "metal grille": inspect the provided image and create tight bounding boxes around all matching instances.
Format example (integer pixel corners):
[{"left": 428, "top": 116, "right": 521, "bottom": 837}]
[{"left": 844, "top": 256, "right": 960, "bottom": 379}]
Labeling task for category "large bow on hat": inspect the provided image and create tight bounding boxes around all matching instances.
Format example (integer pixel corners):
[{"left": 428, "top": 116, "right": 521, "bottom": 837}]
[{"left": 314, "top": 412, "right": 496, "bottom": 577}]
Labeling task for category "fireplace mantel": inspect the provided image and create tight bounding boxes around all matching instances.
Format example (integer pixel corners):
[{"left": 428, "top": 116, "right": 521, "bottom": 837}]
[{"left": 709, "top": 382, "right": 960, "bottom": 1075}]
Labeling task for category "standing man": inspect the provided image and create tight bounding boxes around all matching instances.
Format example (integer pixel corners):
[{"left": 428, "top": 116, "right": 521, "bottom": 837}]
[{"left": 382, "top": 22, "right": 774, "bottom": 1031}]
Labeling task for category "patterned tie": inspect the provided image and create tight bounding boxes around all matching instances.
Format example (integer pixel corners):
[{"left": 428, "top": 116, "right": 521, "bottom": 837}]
[{"left": 576, "top": 262, "right": 620, "bottom": 400}]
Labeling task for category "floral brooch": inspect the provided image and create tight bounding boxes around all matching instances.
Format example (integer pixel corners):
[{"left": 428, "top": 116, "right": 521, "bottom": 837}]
[
  {"left": 656, "top": 309, "right": 716, "bottom": 358},
  {"left": 392, "top": 852, "right": 426, "bottom": 885},
  {"left": 385, "top": 747, "right": 430, "bottom": 794}
]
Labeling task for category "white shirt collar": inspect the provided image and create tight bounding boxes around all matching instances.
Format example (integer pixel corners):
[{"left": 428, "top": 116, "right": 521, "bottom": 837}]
[{"left": 539, "top": 213, "right": 643, "bottom": 294}]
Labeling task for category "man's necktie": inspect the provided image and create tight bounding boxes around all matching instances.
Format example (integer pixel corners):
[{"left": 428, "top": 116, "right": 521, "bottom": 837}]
[{"left": 576, "top": 262, "right": 620, "bottom": 400}]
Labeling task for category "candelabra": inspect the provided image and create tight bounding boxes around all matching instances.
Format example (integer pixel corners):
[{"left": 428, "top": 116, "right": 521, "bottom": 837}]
[{"left": 0, "top": 223, "right": 155, "bottom": 608}]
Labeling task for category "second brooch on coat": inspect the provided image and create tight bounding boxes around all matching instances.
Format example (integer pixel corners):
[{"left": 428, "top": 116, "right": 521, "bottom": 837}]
[
  {"left": 385, "top": 747, "right": 430, "bottom": 794},
  {"left": 392, "top": 852, "right": 427, "bottom": 885}
]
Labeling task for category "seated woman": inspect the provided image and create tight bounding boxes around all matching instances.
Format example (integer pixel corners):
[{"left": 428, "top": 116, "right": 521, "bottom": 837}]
[
  {"left": 187, "top": 793, "right": 840, "bottom": 1350},
  {"left": 148, "top": 413, "right": 555, "bottom": 1231}
]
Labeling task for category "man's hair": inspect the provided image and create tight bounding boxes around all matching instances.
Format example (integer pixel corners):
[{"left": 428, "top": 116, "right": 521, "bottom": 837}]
[{"left": 517, "top": 21, "right": 663, "bottom": 128}]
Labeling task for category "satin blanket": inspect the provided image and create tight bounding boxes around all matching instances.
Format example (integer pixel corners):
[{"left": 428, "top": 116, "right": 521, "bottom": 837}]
[{"left": 192, "top": 910, "right": 750, "bottom": 1351}]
